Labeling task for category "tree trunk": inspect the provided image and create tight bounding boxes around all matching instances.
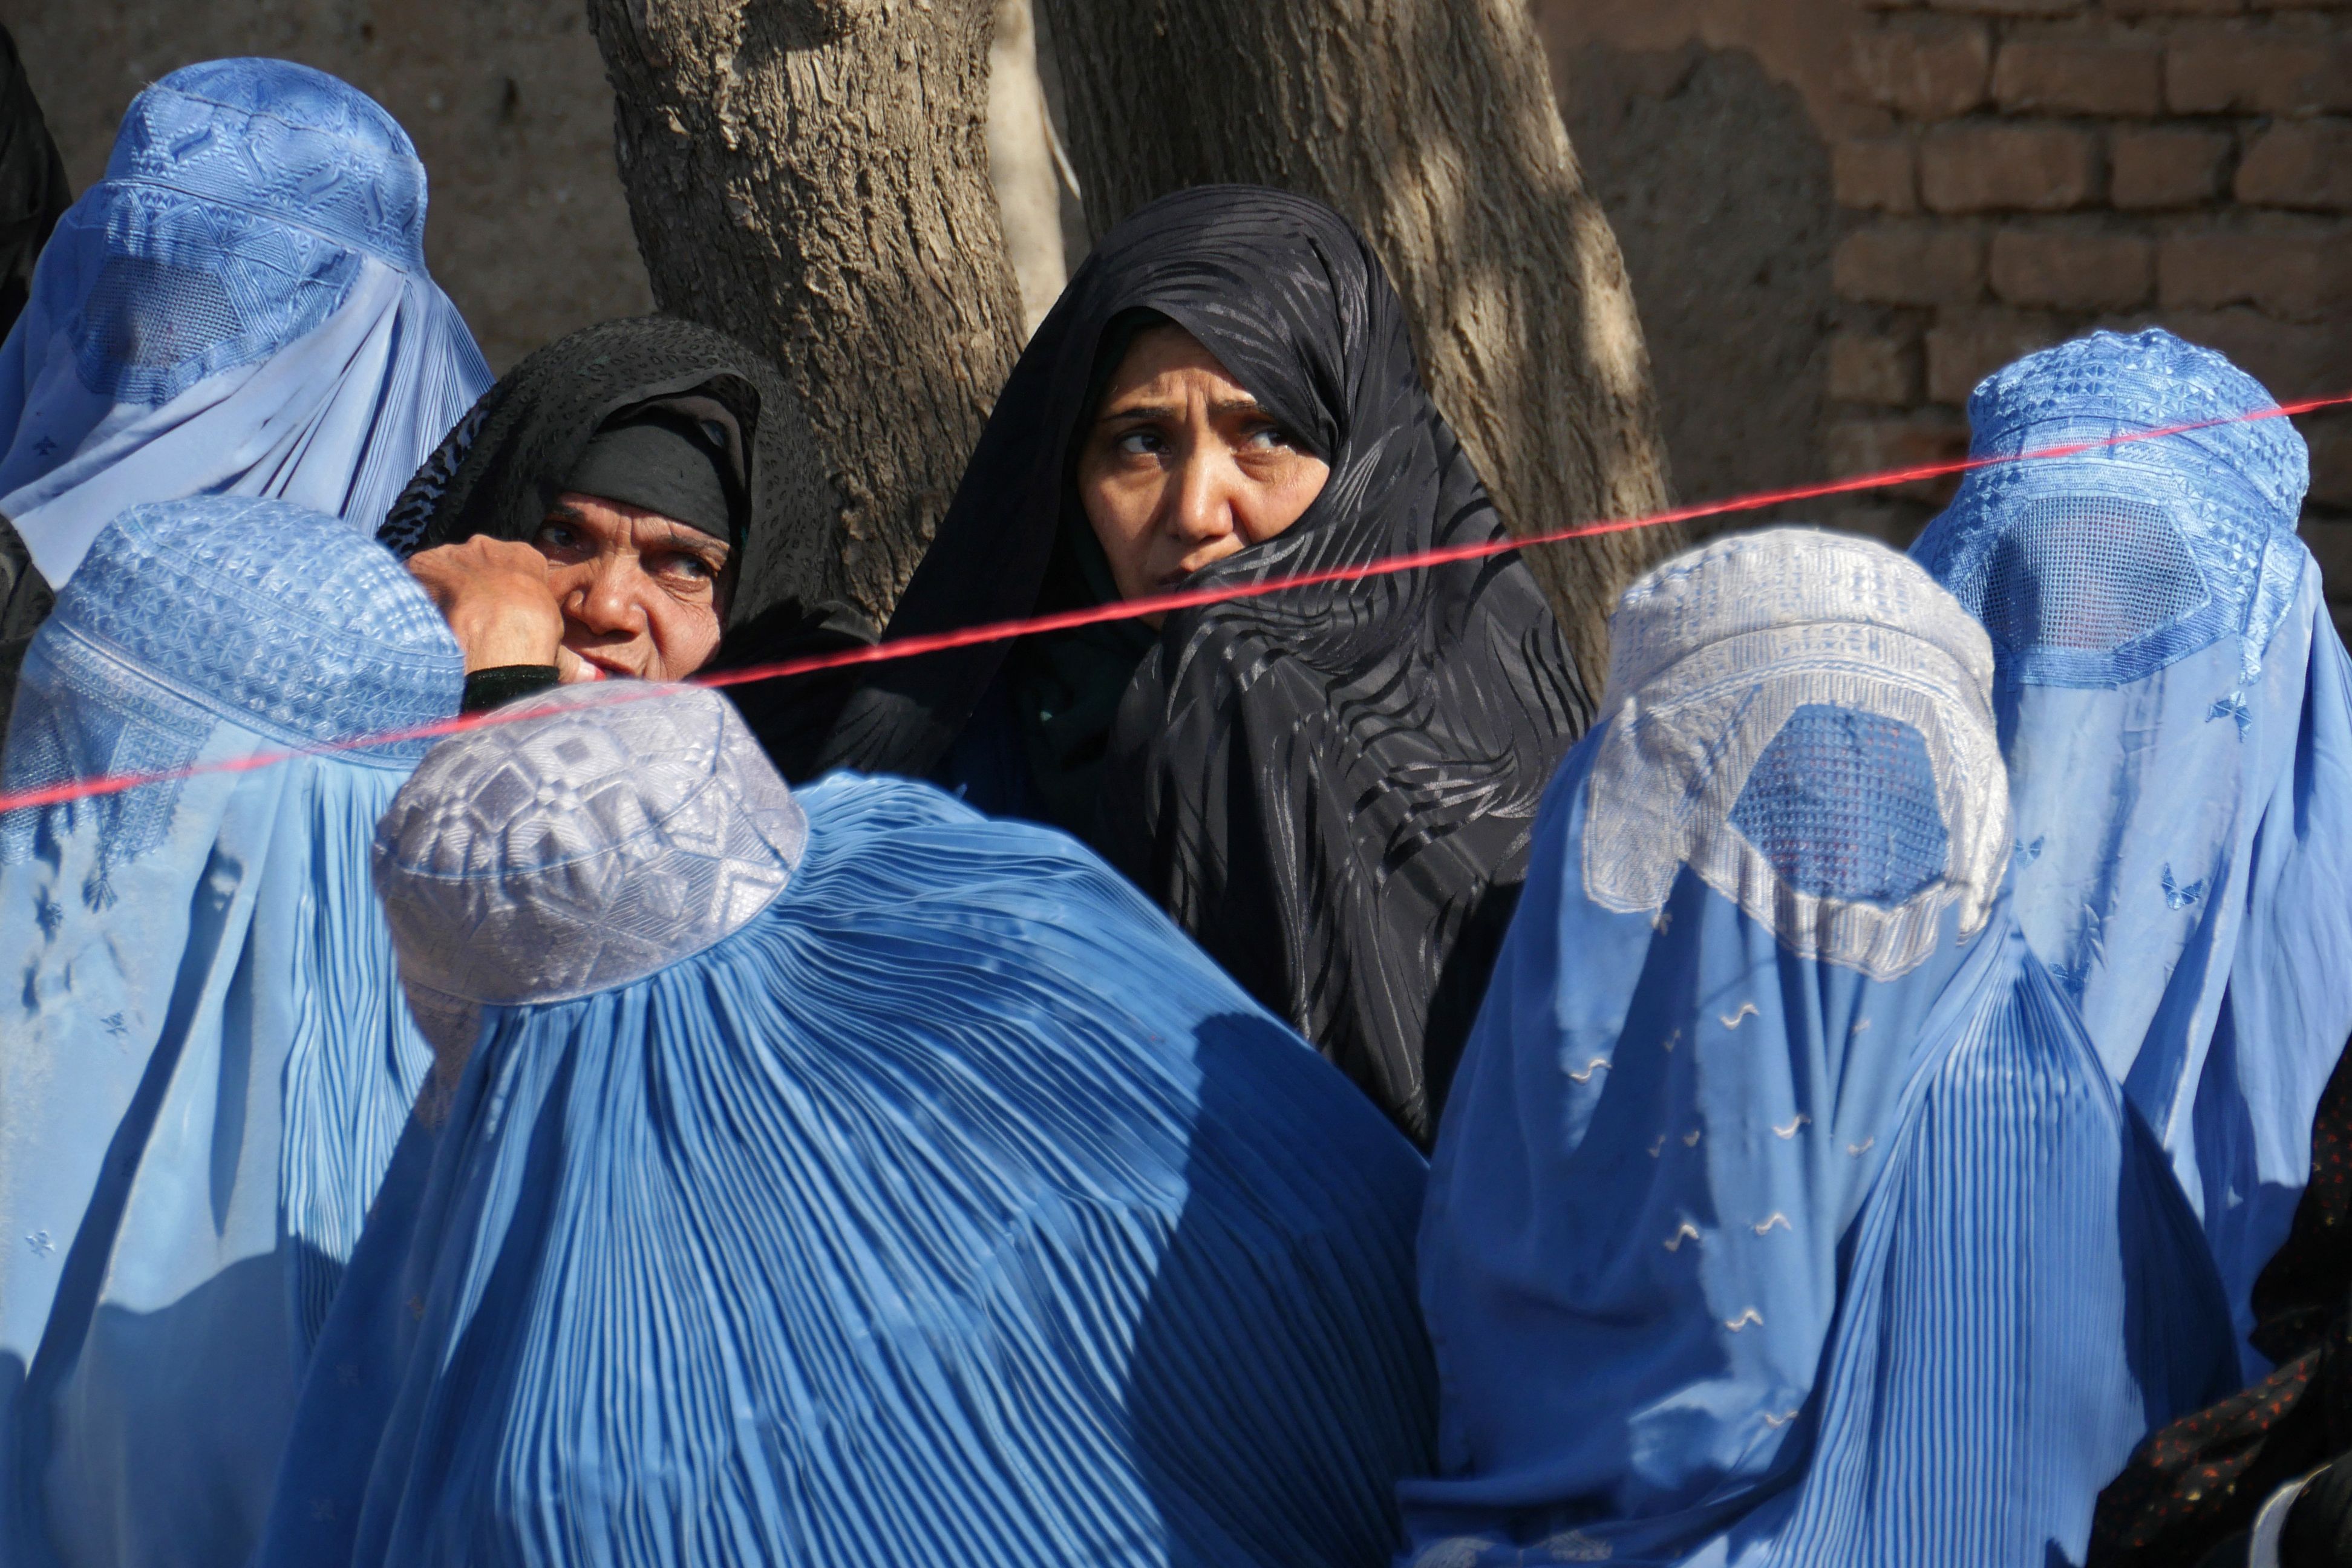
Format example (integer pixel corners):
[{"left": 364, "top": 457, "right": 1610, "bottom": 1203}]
[
  {"left": 986, "top": 0, "right": 1071, "bottom": 338},
  {"left": 1032, "top": 0, "right": 1676, "bottom": 686},
  {"left": 586, "top": 0, "right": 1028, "bottom": 624}
]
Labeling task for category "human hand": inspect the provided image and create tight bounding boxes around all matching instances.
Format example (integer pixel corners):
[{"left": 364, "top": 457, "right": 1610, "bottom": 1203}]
[{"left": 408, "top": 537, "right": 566, "bottom": 674}]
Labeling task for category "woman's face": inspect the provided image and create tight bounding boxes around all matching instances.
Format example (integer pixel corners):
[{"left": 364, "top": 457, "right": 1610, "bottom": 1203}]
[
  {"left": 532, "top": 491, "right": 731, "bottom": 681},
  {"left": 1074, "top": 324, "right": 1330, "bottom": 619}
]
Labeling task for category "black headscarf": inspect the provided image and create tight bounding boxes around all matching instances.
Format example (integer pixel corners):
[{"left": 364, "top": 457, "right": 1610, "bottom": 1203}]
[
  {"left": 821, "top": 186, "right": 1592, "bottom": 1143},
  {"left": 0, "top": 24, "right": 67, "bottom": 341},
  {"left": 382, "top": 316, "right": 872, "bottom": 776}
]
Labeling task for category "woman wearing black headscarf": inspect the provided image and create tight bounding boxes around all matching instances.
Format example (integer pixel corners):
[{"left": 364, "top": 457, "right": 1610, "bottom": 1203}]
[
  {"left": 820, "top": 186, "right": 1589, "bottom": 1145},
  {"left": 384, "top": 315, "right": 871, "bottom": 774}
]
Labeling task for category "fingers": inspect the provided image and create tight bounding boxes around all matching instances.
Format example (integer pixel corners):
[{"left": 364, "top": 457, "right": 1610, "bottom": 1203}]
[{"left": 406, "top": 535, "right": 567, "bottom": 673}]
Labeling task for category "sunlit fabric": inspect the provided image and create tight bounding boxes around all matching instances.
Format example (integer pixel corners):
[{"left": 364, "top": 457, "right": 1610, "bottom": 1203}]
[
  {"left": 258, "top": 683, "right": 1433, "bottom": 1568},
  {"left": 0, "top": 58, "right": 489, "bottom": 590},
  {"left": 1400, "top": 529, "right": 2236, "bottom": 1568},
  {"left": 0, "top": 497, "right": 458, "bottom": 1568},
  {"left": 1912, "top": 328, "right": 2352, "bottom": 1373}
]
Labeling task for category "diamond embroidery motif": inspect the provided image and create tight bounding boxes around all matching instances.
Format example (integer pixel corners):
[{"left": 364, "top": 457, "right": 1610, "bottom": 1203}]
[{"left": 375, "top": 685, "right": 808, "bottom": 1068}]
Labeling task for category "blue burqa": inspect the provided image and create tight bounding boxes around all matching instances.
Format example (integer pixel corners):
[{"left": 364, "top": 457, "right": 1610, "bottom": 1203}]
[
  {"left": 0, "top": 497, "right": 461, "bottom": 1568},
  {"left": 1911, "top": 328, "right": 2352, "bottom": 1372},
  {"left": 257, "top": 683, "right": 1434, "bottom": 1567},
  {"left": 0, "top": 58, "right": 490, "bottom": 586},
  {"left": 1400, "top": 529, "right": 2237, "bottom": 1567}
]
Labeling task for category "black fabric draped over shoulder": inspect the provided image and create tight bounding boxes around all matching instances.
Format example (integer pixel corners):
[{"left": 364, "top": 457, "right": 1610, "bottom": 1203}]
[
  {"left": 381, "top": 316, "right": 872, "bottom": 777},
  {"left": 820, "top": 186, "right": 1592, "bottom": 1144}
]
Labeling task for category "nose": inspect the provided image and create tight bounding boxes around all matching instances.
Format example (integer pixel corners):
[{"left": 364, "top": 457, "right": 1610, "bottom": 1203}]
[
  {"left": 1165, "top": 448, "right": 1240, "bottom": 549},
  {"left": 564, "top": 555, "right": 648, "bottom": 636}
]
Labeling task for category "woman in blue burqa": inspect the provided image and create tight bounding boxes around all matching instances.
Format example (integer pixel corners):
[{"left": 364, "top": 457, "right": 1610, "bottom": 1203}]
[
  {"left": 0, "top": 497, "right": 463, "bottom": 1567},
  {"left": 1398, "top": 529, "right": 2238, "bottom": 1567},
  {"left": 0, "top": 57, "right": 490, "bottom": 727},
  {"left": 1909, "top": 329, "right": 2352, "bottom": 1377},
  {"left": 256, "top": 682, "right": 1432, "bottom": 1568}
]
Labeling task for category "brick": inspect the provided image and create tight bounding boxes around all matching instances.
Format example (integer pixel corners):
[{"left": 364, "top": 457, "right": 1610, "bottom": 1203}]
[
  {"left": 1835, "top": 139, "right": 1918, "bottom": 212},
  {"left": 1852, "top": 21, "right": 1991, "bottom": 118},
  {"left": 1923, "top": 0, "right": 2085, "bottom": 16},
  {"left": 2166, "top": 34, "right": 2352, "bottom": 114},
  {"left": 2304, "top": 515, "right": 2352, "bottom": 587},
  {"left": 2111, "top": 128, "right": 2233, "bottom": 210},
  {"left": 2154, "top": 308, "right": 2350, "bottom": 399},
  {"left": 1827, "top": 414, "right": 1970, "bottom": 504},
  {"left": 1926, "top": 310, "right": 2066, "bottom": 403},
  {"left": 2237, "top": 120, "right": 2352, "bottom": 211},
  {"left": 1990, "top": 40, "right": 2163, "bottom": 115},
  {"left": 2158, "top": 229, "right": 2352, "bottom": 320},
  {"left": 1829, "top": 333, "right": 1921, "bottom": 403},
  {"left": 1834, "top": 222, "right": 1987, "bottom": 305},
  {"left": 2307, "top": 416, "right": 2352, "bottom": 509},
  {"left": 1919, "top": 124, "right": 2097, "bottom": 212},
  {"left": 1990, "top": 229, "right": 2154, "bottom": 309},
  {"left": 2109, "top": 0, "right": 2242, "bottom": 15}
]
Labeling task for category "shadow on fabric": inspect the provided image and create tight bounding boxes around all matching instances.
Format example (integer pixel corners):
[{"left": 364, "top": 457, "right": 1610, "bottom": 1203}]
[{"left": 1126, "top": 1010, "right": 1437, "bottom": 1567}]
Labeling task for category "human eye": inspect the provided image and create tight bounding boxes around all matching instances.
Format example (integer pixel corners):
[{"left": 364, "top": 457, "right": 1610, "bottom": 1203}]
[
  {"left": 653, "top": 549, "right": 718, "bottom": 585},
  {"left": 1244, "top": 422, "right": 1299, "bottom": 451},
  {"left": 1114, "top": 427, "right": 1165, "bottom": 458},
  {"left": 532, "top": 520, "right": 587, "bottom": 558}
]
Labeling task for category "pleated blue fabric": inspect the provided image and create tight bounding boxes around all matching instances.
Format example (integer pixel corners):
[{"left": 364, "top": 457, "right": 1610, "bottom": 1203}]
[
  {"left": 0, "top": 58, "right": 490, "bottom": 587},
  {"left": 257, "top": 683, "right": 1434, "bottom": 1568},
  {"left": 0, "top": 497, "right": 459, "bottom": 1568},
  {"left": 1911, "top": 328, "right": 2352, "bottom": 1373},
  {"left": 1399, "top": 529, "right": 2238, "bottom": 1568}
]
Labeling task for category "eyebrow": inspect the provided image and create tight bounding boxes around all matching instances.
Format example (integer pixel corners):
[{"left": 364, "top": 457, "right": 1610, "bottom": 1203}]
[
  {"left": 642, "top": 524, "right": 729, "bottom": 561},
  {"left": 1096, "top": 393, "right": 1267, "bottom": 423},
  {"left": 544, "top": 502, "right": 731, "bottom": 561}
]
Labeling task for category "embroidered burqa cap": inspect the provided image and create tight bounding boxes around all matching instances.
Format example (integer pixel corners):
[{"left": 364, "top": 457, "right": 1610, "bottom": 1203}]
[
  {"left": 1402, "top": 527, "right": 2235, "bottom": 1568},
  {"left": 1912, "top": 328, "right": 2352, "bottom": 1370},
  {"left": 270, "top": 682, "right": 1436, "bottom": 1567},
  {"left": 0, "top": 494, "right": 457, "bottom": 1568},
  {"left": 0, "top": 58, "right": 489, "bottom": 731}
]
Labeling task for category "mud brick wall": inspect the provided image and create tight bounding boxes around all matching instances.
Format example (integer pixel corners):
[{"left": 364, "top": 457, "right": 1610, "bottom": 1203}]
[{"left": 1826, "top": 0, "right": 2352, "bottom": 616}]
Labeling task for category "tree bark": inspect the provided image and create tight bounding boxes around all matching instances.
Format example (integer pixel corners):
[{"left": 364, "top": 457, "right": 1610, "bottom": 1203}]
[
  {"left": 1032, "top": 0, "right": 1677, "bottom": 685},
  {"left": 586, "top": 0, "right": 1028, "bottom": 624},
  {"left": 986, "top": 0, "right": 1071, "bottom": 338}
]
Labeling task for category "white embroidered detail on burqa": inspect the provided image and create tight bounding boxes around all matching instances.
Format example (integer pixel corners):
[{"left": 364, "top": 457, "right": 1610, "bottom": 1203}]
[
  {"left": 1584, "top": 529, "right": 2007, "bottom": 979},
  {"left": 373, "top": 684, "right": 808, "bottom": 1077}
]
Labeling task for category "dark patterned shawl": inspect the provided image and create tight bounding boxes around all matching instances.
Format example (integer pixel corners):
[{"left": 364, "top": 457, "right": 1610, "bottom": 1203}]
[
  {"left": 820, "top": 186, "right": 1590, "bottom": 1143},
  {"left": 381, "top": 316, "right": 872, "bottom": 777}
]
